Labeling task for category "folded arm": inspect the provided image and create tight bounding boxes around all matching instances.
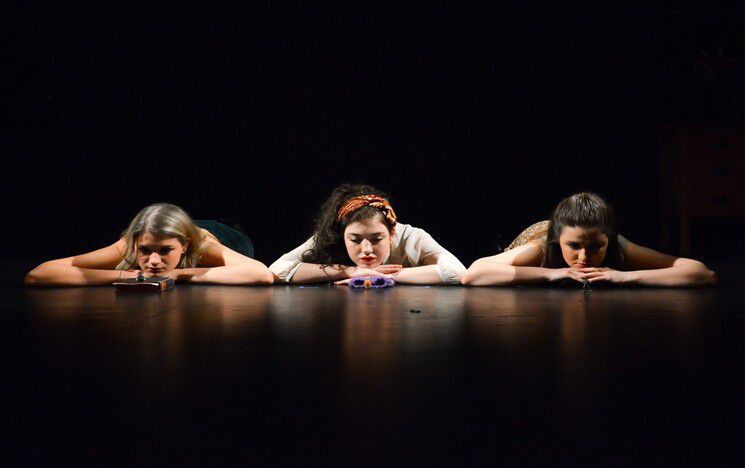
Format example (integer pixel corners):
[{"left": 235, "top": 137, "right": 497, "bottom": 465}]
[
  {"left": 397, "top": 228, "right": 466, "bottom": 285},
  {"left": 461, "top": 242, "right": 565, "bottom": 286},
  {"left": 24, "top": 239, "right": 135, "bottom": 286},
  {"left": 600, "top": 240, "right": 717, "bottom": 287},
  {"left": 281, "top": 262, "right": 353, "bottom": 284},
  {"left": 174, "top": 241, "right": 273, "bottom": 285}
]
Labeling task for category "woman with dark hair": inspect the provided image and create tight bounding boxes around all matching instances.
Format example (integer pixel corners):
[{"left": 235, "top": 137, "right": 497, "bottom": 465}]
[
  {"left": 270, "top": 183, "right": 466, "bottom": 285},
  {"left": 25, "top": 203, "right": 273, "bottom": 286},
  {"left": 461, "top": 192, "right": 716, "bottom": 287}
]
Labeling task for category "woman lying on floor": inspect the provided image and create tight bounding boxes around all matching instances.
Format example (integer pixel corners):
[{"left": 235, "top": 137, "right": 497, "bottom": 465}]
[
  {"left": 461, "top": 192, "right": 716, "bottom": 287},
  {"left": 270, "top": 183, "right": 466, "bottom": 285},
  {"left": 25, "top": 203, "right": 273, "bottom": 286}
]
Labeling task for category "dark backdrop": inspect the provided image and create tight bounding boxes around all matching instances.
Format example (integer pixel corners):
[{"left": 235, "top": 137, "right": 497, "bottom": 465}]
[{"left": 5, "top": 4, "right": 744, "bottom": 266}]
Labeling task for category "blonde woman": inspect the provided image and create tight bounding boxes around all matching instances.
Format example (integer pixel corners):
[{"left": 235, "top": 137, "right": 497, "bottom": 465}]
[{"left": 25, "top": 203, "right": 273, "bottom": 286}]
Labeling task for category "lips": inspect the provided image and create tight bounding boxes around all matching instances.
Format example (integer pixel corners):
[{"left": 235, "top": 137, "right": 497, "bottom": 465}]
[{"left": 360, "top": 257, "right": 376, "bottom": 263}]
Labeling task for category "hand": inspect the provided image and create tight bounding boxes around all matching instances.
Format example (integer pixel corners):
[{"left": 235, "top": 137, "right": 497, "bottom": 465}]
[
  {"left": 374, "top": 264, "right": 403, "bottom": 275},
  {"left": 120, "top": 270, "right": 141, "bottom": 280},
  {"left": 342, "top": 265, "right": 402, "bottom": 277},
  {"left": 335, "top": 268, "right": 393, "bottom": 285},
  {"left": 547, "top": 268, "right": 585, "bottom": 283},
  {"left": 164, "top": 269, "right": 182, "bottom": 282},
  {"left": 142, "top": 269, "right": 181, "bottom": 281},
  {"left": 573, "top": 267, "right": 631, "bottom": 284}
]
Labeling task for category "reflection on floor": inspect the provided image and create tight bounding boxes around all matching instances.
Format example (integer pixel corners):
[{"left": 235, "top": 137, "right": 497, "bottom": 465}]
[{"left": 3, "top": 263, "right": 745, "bottom": 464}]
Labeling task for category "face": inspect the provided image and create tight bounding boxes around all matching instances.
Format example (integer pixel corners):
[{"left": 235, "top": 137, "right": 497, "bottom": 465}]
[
  {"left": 343, "top": 216, "right": 393, "bottom": 269},
  {"left": 135, "top": 232, "right": 188, "bottom": 275},
  {"left": 558, "top": 226, "right": 609, "bottom": 268}
]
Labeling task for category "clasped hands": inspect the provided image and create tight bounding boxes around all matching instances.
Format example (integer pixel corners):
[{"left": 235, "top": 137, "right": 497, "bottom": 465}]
[
  {"left": 553, "top": 266, "right": 631, "bottom": 285},
  {"left": 121, "top": 269, "right": 183, "bottom": 281},
  {"left": 334, "top": 264, "right": 403, "bottom": 285}
]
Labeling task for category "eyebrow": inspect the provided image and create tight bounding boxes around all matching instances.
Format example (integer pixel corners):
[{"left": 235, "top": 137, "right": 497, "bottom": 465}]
[{"left": 347, "top": 232, "right": 386, "bottom": 237}]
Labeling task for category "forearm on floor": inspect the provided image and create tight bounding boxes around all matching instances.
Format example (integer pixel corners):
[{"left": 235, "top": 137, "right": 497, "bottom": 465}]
[
  {"left": 391, "top": 265, "right": 445, "bottom": 284},
  {"left": 462, "top": 263, "right": 553, "bottom": 286},
  {"left": 25, "top": 263, "right": 131, "bottom": 286},
  {"left": 177, "top": 264, "right": 273, "bottom": 285},
  {"left": 287, "top": 263, "right": 351, "bottom": 284},
  {"left": 624, "top": 265, "right": 717, "bottom": 287}
]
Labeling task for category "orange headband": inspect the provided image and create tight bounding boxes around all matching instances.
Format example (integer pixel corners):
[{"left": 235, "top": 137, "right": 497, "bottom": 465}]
[{"left": 336, "top": 195, "right": 397, "bottom": 225}]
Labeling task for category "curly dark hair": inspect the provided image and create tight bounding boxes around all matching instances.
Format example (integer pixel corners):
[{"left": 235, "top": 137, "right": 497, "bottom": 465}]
[
  {"left": 543, "top": 192, "right": 624, "bottom": 268},
  {"left": 301, "top": 183, "right": 396, "bottom": 267}
]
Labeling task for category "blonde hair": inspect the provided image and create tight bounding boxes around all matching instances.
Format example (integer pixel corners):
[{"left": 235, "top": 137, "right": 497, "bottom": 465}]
[{"left": 116, "top": 203, "right": 206, "bottom": 270}]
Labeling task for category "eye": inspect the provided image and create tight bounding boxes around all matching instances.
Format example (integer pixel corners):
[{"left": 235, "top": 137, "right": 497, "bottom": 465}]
[
  {"left": 567, "top": 242, "right": 580, "bottom": 249},
  {"left": 159, "top": 247, "right": 174, "bottom": 255},
  {"left": 138, "top": 246, "right": 152, "bottom": 254}
]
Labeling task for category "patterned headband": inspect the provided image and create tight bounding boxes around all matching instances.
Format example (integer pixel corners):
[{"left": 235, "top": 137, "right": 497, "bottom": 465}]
[{"left": 336, "top": 195, "right": 397, "bottom": 225}]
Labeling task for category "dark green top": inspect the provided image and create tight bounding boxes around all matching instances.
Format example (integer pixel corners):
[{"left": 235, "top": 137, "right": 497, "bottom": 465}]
[{"left": 194, "top": 220, "right": 255, "bottom": 258}]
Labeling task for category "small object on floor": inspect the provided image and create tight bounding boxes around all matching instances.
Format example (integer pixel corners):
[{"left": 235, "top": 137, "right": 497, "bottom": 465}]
[
  {"left": 114, "top": 276, "right": 175, "bottom": 293},
  {"left": 349, "top": 275, "right": 395, "bottom": 289},
  {"left": 582, "top": 279, "right": 592, "bottom": 293}
]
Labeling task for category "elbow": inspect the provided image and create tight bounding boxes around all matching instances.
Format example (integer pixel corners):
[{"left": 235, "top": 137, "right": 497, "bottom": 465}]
[
  {"left": 258, "top": 270, "right": 275, "bottom": 285},
  {"left": 268, "top": 267, "right": 289, "bottom": 284},
  {"left": 24, "top": 271, "right": 39, "bottom": 286},
  {"left": 460, "top": 269, "right": 477, "bottom": 286},
  {"left": 460, "top": 259, "right": 489, "bottom": 286},
  {"left": 24, "top": 265, "right": 48, "bottom": 287},
  {"left": 243, "top": 269, "right": 274, "bottom": 286},
  {"left": 681, "top": 260, "right": 718, "bottom": 287},
  {"left": 699, "top": 266, "right": 718, "bottom": 286},
  {"left": 690, "top": 259, "right": 718, "bottom": 286},
  {"left": 447, "top": 265, "right": 467, "bottom": 285}
]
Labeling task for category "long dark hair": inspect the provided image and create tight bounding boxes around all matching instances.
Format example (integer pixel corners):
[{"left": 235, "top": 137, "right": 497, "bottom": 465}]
[
  {"left": 543, "top": 192, "right": 624, "bottom": 268},
  {"left": 302, "top": 183, "right": 396, "bottom": 267}
]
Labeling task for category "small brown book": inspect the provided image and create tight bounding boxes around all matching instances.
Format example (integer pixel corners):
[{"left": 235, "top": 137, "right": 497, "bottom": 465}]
[{"left": 113, "top": 275, "right": 175, "bottom": 293}]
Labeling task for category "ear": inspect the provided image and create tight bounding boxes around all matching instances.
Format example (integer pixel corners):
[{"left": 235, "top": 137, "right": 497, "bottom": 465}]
[{"left": 181, "top": 239, "right": 189, "bottom": 254}]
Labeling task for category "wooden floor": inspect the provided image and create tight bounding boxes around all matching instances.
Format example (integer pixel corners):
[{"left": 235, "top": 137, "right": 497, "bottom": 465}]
[{"left": 4, "top": 282, "right": 745, "bottom": 464}]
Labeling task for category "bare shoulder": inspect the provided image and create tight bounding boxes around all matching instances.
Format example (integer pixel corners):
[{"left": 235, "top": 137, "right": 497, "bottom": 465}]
[{"left": 200, "top": 228, "right": 220, "bottom": 244}]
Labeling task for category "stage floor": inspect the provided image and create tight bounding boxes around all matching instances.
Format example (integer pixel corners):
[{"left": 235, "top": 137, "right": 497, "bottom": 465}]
[{"left": 4, "top": 282, "right": 745, "bottom": 464}]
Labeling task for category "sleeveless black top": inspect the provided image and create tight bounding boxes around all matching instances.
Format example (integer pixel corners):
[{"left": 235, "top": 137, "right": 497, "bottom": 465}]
[{"left": 194, "top": 220, "right": 255, "bottom": 258}]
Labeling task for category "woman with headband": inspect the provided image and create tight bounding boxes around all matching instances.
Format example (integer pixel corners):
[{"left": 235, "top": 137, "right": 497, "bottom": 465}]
[
  {"left": 461, "top": 192, "right": 716, "bottom": 287},
  {"left": 25, "top": 203, "right": 274, "bottom": 286},
  {"left": 270, "top": 183, "right": 466, "bottom": 285}
]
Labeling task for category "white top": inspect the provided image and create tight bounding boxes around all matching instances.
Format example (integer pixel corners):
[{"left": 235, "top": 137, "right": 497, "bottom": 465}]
[{"left": 270, "top": 223, "right": 466, "bottom": 284}]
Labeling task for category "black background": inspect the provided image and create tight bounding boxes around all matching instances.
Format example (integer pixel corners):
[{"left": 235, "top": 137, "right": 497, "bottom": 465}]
[{"left": 6, "top": 4, "right": 745, "bottom": 266}]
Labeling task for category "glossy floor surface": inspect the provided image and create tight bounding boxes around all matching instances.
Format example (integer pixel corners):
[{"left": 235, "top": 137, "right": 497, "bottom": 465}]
[{"left": 4, "top": 283, "right": 745, "bottom": 464}]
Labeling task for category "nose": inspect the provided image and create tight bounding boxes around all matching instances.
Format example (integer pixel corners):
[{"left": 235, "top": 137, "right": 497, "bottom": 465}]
[
  {"left": 148, "top": 253, "right": 162, "bottom": 265},
  {"left": 577, "top": 249, "right": 587, "bottom": 262},
  {"left": 361, "top": 239, "right": 373, "bottom": 254}
]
